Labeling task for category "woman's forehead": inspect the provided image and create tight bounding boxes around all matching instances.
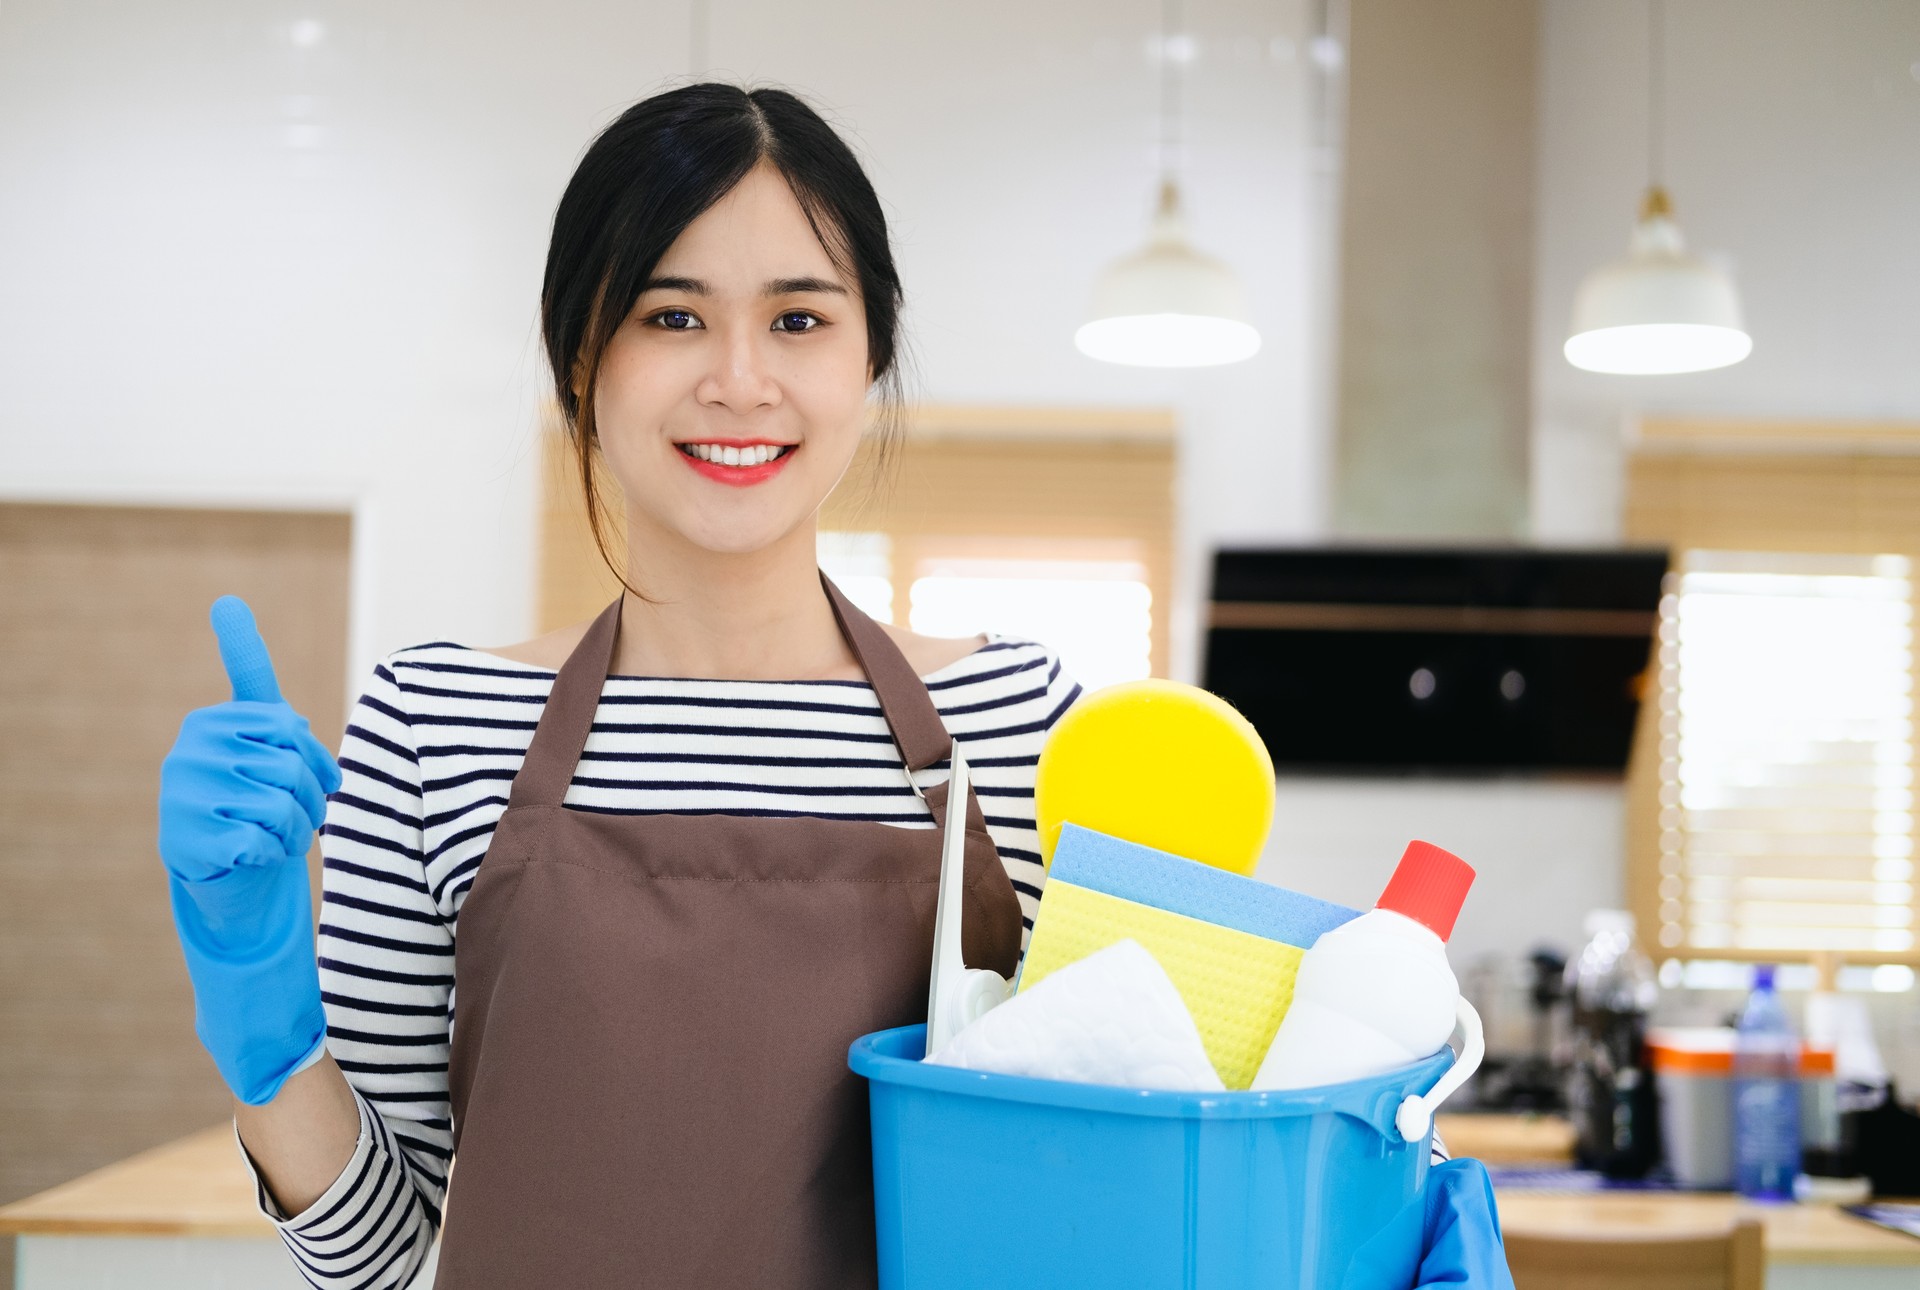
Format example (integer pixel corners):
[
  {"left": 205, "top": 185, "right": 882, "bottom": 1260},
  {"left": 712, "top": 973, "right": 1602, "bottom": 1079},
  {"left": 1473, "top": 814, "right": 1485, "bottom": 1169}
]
[{"left": 651, "top": 163, "right": 850, "bottom": 291}]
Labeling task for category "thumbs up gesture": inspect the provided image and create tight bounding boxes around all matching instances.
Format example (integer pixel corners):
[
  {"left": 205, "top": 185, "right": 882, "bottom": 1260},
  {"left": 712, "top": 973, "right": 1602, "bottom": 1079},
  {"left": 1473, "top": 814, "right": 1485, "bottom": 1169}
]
[{"left": 158, "top": 597, "right": 340, "bottom": 1105}]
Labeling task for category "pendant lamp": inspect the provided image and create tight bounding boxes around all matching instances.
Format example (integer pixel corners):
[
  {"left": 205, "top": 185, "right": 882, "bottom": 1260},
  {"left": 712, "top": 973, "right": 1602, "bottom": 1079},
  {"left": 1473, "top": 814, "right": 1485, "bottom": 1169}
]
[
  {"left": 1075, "top": 180, "right": 1261, "bottom": 368},
  {"left": 1075, "top": 1, "right": 1260, "bottom": 368},
  {"left": 1564, "top": 0, "right": 1749, "bottom": 375}
]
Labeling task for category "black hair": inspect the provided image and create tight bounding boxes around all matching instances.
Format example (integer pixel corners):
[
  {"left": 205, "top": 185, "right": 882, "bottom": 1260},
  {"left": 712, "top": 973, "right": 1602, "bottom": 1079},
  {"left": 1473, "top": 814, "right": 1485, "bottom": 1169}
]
[{"left": 540, "top": 82, "right": 907, "bottom": 597}]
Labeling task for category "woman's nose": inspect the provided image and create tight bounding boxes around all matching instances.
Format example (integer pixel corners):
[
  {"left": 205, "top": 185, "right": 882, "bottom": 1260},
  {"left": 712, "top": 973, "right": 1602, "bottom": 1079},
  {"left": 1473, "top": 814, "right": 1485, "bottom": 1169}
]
[{"left": 695, "top": 325, "right": 781, "bottom": 413}]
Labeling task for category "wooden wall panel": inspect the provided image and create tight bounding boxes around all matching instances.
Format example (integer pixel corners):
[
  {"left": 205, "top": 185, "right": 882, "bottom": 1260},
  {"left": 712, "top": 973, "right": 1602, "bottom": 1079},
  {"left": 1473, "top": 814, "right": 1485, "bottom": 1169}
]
[
  {"left": 0, "top": 503, "right": 351, "bottom": 1234},
  {"left": 536, "top": 416, "right": 628, "bottom": 634}
]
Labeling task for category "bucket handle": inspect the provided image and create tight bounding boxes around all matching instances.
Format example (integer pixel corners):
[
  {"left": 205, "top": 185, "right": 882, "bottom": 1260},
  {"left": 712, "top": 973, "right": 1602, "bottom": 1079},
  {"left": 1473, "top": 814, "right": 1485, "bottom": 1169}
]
[{"left": 1392, "top": 996, "right": 1484, "bottom": 1143}]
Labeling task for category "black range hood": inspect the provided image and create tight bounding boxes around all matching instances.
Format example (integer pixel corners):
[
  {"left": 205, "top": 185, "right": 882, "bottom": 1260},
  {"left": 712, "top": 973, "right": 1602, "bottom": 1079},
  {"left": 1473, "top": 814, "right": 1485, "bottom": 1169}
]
[{"left": 1201, "top": 548, "right": 1669, "bottom": 775}]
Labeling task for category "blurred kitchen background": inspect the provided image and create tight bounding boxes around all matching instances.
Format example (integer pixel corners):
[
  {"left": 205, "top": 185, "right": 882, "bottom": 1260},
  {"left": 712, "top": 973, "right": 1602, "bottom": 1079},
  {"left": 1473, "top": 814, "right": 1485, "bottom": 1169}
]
[{"left": 5, "top": 0, "right": 1920, "bottom": 1283}]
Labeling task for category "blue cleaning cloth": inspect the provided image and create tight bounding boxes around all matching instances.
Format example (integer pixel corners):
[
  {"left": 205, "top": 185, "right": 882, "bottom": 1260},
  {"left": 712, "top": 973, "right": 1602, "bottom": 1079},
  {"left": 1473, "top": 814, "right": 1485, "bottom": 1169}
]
[
  {"left": 1415, "top": 1158, "right": 1516, "bottom": 1288},
  {"left": 1050, "top": 822, "right": 1358, "bottom": 948}
]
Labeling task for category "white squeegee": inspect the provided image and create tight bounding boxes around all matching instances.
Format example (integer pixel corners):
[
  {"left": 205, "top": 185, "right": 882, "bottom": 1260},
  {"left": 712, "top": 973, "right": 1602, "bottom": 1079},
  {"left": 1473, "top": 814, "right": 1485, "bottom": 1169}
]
[{"left": 923, "top": 743, "right": 1011, "bottom": 1059}]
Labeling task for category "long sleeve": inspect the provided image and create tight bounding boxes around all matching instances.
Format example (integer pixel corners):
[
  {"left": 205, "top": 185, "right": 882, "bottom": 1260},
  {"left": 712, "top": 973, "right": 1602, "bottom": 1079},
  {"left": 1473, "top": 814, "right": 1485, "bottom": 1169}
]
[{"left": 240, "top": 654, "right": 448, "bottom": 1288}]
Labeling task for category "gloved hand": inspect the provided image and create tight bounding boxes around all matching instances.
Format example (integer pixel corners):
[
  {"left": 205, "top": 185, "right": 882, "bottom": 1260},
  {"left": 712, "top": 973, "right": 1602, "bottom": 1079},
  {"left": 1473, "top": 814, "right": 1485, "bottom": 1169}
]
[
  {"left": 158, "top": 596, "right": 342, "bottom": 1106},
  {"left": 1414, "top": 1158, "right": 1515, "bottom": 1288}
]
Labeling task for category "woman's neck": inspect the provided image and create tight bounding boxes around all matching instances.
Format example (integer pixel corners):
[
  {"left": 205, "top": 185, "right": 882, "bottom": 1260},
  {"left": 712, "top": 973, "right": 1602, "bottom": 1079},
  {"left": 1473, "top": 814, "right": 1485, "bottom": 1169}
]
[{"left": 608, "top": 522, "right": 859, "bottom": 682}]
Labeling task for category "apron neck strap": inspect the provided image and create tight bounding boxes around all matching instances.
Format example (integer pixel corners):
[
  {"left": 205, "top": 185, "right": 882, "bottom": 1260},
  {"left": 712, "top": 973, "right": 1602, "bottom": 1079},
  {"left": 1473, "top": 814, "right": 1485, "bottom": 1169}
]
[
  {"left": 508, "top": 571, "right": 962, "bottom": 818},
  {"left": 819, "top": 571, "right": 956, "bottom": 774}
]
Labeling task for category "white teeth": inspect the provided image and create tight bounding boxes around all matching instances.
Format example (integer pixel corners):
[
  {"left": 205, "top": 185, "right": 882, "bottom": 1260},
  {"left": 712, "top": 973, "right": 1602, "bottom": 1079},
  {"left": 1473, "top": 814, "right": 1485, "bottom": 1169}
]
[{"left": 680, "top": 442, "right": 790, "bottom": 466}]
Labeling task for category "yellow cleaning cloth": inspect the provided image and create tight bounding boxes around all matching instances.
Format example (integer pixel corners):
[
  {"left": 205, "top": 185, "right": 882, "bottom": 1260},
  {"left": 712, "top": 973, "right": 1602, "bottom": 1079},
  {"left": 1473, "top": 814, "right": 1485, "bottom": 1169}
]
[{"left": 1018, "top": 880, "right": 1308, "bottom": 1090}]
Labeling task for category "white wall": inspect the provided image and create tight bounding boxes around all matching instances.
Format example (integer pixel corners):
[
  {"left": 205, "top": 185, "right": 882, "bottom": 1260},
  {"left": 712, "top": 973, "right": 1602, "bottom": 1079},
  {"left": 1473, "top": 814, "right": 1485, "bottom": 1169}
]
[
  {"left": 0, "top": 0, "right": 1327, "bottom": 699},
  {"left": 1258, "top": 777, "right": 1624, "bottom": 969}
]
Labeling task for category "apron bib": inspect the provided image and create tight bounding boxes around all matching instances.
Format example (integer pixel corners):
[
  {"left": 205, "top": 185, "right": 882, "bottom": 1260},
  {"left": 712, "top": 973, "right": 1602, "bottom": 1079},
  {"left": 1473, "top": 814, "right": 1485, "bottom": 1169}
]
[{"left": 433, "top": 571, "right": 1023, "bottom": 1288}]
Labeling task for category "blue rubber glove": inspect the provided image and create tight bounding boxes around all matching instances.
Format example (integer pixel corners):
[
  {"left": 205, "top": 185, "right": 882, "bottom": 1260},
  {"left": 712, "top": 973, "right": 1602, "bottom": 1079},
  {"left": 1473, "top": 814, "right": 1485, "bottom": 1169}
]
[
  {"left": 158, "top": 596, "right": 342, "bottom": 1105},
  {"left": 1415, "top": 1159, "right": 1515, "bottom": 1288}
]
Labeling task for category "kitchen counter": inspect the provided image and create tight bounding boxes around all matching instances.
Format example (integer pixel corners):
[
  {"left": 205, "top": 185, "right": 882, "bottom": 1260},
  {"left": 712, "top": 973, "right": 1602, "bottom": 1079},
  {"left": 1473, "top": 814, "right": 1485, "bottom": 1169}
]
[
  {"left": 4, "top": 1120, "right": 1914, "bottom": 1288},
  {"left": 1497, "top": 1192, "right": 1920, "bottom": 1289},
  {"left": 0, "top": 1126, "right": 264, "bottom": 1238},
  {"left": 1434, "top": 1113, "right": 1920, "bottom": 1287},
  {"left": 0, "top": 1126, "right": 438, "bottom": 1288},
  {"left": 1433, "top": 1110, "right": 1580, "bottom": 1165}
]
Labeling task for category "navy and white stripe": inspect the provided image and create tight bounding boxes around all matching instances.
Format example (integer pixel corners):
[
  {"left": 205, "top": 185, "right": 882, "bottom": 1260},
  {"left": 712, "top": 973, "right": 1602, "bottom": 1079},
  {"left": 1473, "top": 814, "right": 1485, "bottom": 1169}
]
[{"left": 243, "top": 634, "right": 1082, "bottom": 1288}]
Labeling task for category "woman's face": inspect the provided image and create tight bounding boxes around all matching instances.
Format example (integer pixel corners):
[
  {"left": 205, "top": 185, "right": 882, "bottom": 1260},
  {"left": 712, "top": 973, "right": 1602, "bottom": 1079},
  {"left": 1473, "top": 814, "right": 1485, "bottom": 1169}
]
[{"left": 592, "top": 159, "right": 873, "bottom": 559}]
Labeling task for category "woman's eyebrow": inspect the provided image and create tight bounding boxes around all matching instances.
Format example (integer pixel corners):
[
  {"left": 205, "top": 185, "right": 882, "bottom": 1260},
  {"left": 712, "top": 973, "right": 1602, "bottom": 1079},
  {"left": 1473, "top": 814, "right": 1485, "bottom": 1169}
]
[
  {"left": 636, "top": 275, "right": 847, "bottom": 297},
  {"left": 640, "top": 275, "right": 708, "bottom": 294},
  {"left": 765, "top": 276, "right": 848, "bottom": 297}
]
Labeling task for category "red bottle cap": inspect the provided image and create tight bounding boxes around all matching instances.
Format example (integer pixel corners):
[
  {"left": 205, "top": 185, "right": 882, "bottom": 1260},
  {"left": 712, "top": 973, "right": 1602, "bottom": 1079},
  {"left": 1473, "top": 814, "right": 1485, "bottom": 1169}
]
[{"left": 1375, "top": 840, "right": 1475, "bottom": 941}]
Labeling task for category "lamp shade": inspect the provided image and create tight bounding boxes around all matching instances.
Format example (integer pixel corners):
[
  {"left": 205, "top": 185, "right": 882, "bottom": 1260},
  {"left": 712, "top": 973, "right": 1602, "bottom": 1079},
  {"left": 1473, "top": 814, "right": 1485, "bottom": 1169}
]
[
  {"left": 1075, "top": 181, "right": 1261, "bottom": 368},
  {"left": 1564, "top": 187, "right": 1750, "bottom": 375}
]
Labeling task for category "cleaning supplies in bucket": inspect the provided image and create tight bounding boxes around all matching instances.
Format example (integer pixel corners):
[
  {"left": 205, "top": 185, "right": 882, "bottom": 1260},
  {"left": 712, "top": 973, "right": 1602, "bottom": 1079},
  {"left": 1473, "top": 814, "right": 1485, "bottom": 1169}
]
[
  {"left": 866, "top": 679, "right": 1497, "bottom": 1288},
  {"left": 940, "top": 826, "right": 1485, "bottom": 1138},
  {"left": 931, "top": 678, "right": 1483, "bottom": 1101}
]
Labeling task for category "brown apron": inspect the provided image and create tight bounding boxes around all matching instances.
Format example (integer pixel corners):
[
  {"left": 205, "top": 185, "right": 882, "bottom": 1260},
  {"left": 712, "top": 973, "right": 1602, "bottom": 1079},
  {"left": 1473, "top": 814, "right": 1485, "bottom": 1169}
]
[{"left": 433, "top": 571, "right": 1023, "bottom": 1289}]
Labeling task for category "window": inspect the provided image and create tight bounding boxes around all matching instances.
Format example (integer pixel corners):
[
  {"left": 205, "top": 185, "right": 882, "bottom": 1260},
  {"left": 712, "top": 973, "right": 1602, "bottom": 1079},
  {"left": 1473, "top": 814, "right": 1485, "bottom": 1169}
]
[
  {"left": 1624, "top": 418, "right": 1920, "bottom": 968},
  {"left": 1654, "top": 552, "right": 1914, "bottom": 957},
  {"left": 816, "top": 405, "right": 1174, "bottom": 679},
  {"left": 819, "top": 531, "right": 1154, "bottom": 693},
  {"left": 816, "top": 530, "right": 895, "bottom": 624},
  {"left": 908, "top": 555, "right": 1152, "bottom": 693}
]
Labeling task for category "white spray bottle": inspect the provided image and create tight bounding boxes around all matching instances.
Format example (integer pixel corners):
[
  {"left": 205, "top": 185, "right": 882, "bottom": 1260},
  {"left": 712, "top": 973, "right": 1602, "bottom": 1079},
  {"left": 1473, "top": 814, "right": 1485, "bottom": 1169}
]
[{"left": 1252, "top": 841, "right": 1476, "bottom": 1095}]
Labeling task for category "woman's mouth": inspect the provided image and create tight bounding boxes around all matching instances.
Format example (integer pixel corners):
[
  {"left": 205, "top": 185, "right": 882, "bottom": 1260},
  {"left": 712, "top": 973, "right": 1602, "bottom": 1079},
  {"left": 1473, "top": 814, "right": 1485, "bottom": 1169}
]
[{"left": 674, "top": 440, "right": 798, "bottom": 487}]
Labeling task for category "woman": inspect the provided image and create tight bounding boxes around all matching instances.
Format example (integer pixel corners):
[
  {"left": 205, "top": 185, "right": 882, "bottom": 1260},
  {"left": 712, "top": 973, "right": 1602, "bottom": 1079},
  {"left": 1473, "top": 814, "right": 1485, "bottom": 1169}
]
[
  {"left": 159, "top": 82, "right": 1510, "bottom": 1290},
  {"left": 159, "top": 83, "right": 1074, "bottom": 1288}
]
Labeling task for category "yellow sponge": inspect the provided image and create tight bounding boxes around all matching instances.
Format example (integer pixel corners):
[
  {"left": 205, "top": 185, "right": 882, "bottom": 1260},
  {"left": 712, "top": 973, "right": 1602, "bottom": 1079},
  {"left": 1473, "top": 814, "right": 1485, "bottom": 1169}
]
[{"left": 1017, "top": 880, "right": 1308, "bottom": 1091}]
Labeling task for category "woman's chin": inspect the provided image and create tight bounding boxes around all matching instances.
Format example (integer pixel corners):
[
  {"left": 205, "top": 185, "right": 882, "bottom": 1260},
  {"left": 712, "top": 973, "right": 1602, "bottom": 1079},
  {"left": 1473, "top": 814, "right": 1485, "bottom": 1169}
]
[{"left": 668, "top": 513, "right": 816, "bottom": 560}]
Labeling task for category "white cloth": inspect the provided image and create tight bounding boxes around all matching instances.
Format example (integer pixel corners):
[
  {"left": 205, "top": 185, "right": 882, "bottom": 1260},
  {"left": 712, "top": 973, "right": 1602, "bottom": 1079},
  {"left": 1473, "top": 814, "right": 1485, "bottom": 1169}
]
[{"left": 928, "top": 939, "right": 1224, "bottom": 1091}]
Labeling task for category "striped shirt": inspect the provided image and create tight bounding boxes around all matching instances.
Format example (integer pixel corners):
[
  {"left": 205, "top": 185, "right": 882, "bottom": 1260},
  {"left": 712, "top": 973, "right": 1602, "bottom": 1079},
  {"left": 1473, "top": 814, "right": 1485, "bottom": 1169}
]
[{"left": 241, "top": 633, "right": 1083, "bottom": 1289}]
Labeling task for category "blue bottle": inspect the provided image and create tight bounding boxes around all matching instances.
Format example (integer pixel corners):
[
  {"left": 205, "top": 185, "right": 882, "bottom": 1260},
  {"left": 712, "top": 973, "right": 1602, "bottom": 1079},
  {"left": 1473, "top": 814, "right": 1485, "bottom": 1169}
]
[{"left": 1733, "top": 964, "right": 1801, "bottom": 1200}]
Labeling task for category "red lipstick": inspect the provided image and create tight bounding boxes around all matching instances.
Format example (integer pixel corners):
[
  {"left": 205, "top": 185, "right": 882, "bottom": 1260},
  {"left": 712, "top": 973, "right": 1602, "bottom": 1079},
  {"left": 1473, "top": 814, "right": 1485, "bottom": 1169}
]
[{"left": 673, "top": 439, "right": 798, "bottom": 488}]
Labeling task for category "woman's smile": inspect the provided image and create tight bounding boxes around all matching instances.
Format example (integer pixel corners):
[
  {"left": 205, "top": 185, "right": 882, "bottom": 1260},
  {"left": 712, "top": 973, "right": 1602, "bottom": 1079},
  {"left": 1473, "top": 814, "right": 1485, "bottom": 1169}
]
[{"left": 673, "top": 437, "right": 799, "bottom": 487}]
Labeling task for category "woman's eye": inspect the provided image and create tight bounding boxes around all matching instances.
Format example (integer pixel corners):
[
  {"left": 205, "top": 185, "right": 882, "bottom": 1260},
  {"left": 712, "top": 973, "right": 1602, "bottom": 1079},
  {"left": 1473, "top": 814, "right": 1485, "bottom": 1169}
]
[
  {"left": 773, "top": 311, "right": 820, "bottom": 333},
  {"left": 651, "top": 309, "right": 700, "bottom": 330}
]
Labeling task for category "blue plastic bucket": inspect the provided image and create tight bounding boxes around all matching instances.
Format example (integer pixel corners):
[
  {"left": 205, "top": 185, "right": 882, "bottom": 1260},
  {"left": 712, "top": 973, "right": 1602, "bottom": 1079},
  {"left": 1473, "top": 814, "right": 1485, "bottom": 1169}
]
[{"left": 849, "top": 1025, "right": 1453, "bottom": 1290}]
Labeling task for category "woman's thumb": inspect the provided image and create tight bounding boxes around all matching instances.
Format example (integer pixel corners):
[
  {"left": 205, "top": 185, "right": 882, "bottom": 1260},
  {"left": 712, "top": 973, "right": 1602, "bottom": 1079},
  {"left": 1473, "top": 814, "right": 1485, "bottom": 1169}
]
[{"left": 210, "top": 596, "right": 283, "bottom": 704}]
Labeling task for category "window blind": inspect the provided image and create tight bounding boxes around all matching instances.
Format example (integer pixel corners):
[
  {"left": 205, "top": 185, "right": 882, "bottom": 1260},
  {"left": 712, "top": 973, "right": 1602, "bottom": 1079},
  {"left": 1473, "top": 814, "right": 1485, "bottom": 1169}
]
[{"left": 1654, "top": 551, "right": 1914, "bottom": 957}]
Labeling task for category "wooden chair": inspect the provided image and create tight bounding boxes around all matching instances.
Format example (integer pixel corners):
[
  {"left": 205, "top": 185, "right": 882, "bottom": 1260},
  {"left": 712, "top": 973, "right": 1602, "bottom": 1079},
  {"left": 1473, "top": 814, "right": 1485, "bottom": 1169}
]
[{"left": 1505, "top": 1219, "right": 1764, "bottom": 1290}]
